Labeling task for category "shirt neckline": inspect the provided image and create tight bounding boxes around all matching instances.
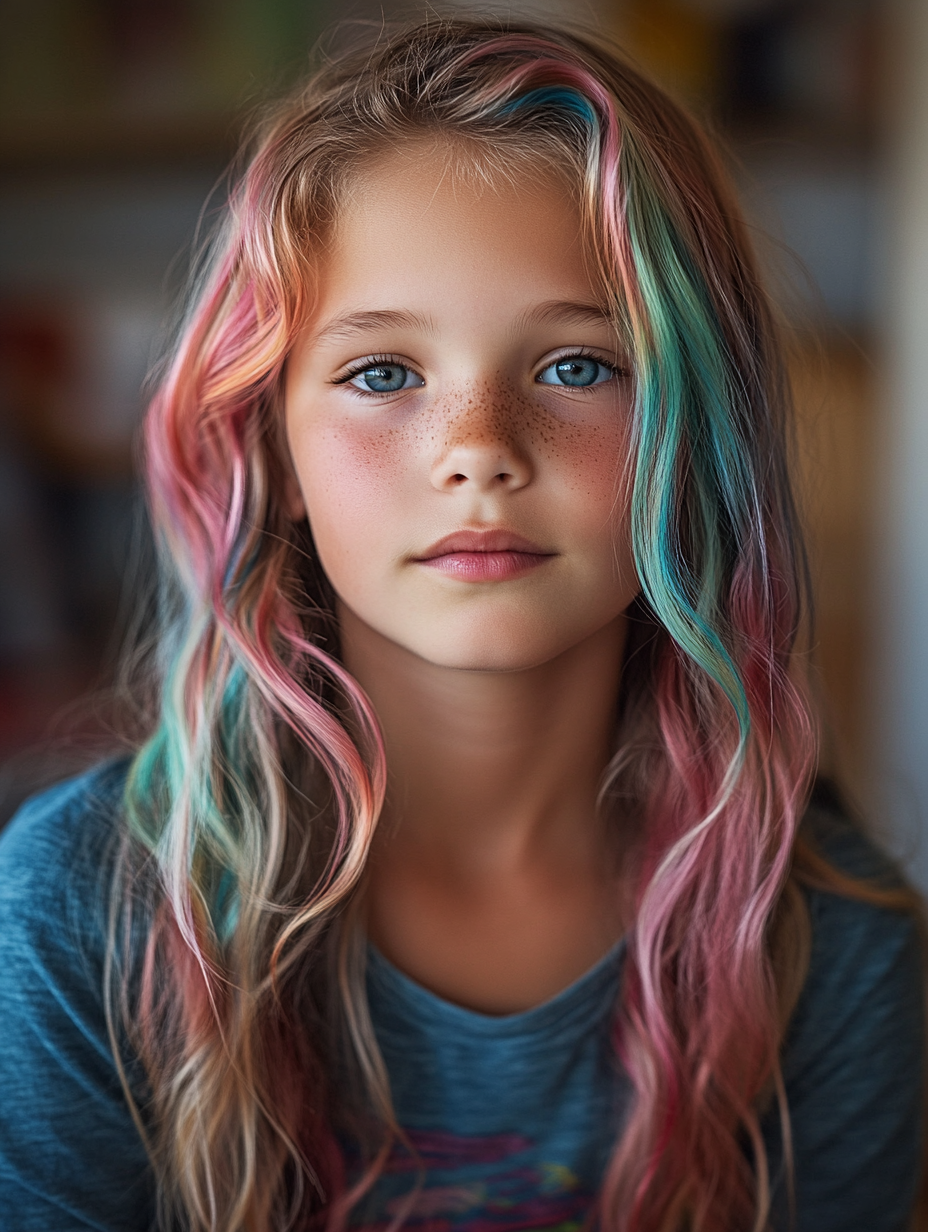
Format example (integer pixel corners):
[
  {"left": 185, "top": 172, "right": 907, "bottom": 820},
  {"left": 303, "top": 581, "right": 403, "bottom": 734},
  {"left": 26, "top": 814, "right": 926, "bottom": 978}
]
[{"left": 365, "top": 937, "right": 626, "bottom": 1043}]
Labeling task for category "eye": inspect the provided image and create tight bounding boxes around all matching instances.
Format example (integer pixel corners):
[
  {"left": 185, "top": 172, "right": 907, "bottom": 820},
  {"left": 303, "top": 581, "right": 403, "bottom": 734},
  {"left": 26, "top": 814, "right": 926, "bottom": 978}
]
[
  {"left": 345, "top": 361, "right": 424, "bottom": 394},
  {"left": 537, "top": 355, "right": 616, "bottom": 388}
]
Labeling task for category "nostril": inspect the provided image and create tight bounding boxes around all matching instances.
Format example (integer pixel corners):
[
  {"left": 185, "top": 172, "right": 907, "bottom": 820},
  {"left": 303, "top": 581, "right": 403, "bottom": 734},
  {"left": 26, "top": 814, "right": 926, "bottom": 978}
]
[{"left": 431, "top": 451, "right": 530, "bottom": 492}]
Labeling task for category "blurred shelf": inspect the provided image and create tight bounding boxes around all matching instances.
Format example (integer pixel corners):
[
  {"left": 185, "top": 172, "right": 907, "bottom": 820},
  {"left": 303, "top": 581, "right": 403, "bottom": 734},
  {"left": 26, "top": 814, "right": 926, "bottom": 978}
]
[
  {"left": 724, "top": 116, "right": 881, "bottom": 166},
  {"left": 0, "top": 113, "right": 244, "bottom": 174}
]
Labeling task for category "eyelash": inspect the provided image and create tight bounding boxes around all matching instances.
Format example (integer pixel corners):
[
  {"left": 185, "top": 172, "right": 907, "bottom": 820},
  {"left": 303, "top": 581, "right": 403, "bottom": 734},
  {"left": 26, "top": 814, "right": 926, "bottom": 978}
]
[
  {"left": 332, "top": 354, "right": 411, "bottom": 389},
  {"left": 540, "top": 348, "right": 627, "bottom": 384},
  {"left": 331, "top": 349, "right": 626, "bottom": 396}
]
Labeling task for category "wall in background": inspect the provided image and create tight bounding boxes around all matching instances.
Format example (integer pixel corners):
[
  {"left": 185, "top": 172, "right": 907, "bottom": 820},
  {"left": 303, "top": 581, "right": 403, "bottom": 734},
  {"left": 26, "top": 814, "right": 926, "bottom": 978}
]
[{"left": 873, "top": 0, "right": 928, "bottom": 887}]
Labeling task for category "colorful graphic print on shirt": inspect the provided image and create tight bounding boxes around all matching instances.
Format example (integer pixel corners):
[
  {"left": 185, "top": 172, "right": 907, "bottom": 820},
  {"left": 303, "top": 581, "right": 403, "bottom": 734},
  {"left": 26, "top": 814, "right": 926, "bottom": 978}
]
[{"left": 348, "top": 1127, "right": 597, "bottom": 1231}]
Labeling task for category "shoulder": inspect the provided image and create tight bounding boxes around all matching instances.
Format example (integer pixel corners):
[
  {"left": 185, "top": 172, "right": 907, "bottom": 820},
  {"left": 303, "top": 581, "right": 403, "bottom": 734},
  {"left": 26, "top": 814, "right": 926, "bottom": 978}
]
[
  {"left": 0, "top": 756, "right": 130, "bottom": 856},
  {"left": 770, "top": 794, "right": 925, "bottom": 1230},
  {"left": 789, "top": 796, "right": 923, "bottom": 1074},
  {"left": 797, "top": 797, "right": 921, "bottom": 1012},
  {"left": 0, "top": 760, "right": 156, "bottom": 1229},
  {"left": 0, "top": 758, "right": 133, "bottom": 968},
  {"left": 800, "top": 779, "right": 908, "bottom": 885},
  {"left": 0, "top": 758, "right": 130, "bottom": 889}
]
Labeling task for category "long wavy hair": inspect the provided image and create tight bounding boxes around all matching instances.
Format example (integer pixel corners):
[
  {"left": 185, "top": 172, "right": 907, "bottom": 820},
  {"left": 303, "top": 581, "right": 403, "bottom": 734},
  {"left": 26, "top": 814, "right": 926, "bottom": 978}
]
[{"left": 110, "top": 16, "right": 844, "bottom": 1231}]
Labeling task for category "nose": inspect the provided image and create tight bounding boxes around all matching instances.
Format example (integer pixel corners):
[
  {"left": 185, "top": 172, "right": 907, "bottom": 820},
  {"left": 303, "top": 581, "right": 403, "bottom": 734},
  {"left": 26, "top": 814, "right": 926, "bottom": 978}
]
[{"left": 429, "top": 393, "right": 533, "bottom": 494}]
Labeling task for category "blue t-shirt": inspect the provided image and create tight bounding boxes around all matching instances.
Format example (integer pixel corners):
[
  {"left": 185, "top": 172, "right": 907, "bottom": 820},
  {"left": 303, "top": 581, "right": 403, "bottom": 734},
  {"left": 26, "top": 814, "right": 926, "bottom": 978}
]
[
  {"left": 0, "top": 762, "right": 923, "bottom": 1231},
  {"left": 350, "top": 940, "right": 627, "bottom": 1227}
]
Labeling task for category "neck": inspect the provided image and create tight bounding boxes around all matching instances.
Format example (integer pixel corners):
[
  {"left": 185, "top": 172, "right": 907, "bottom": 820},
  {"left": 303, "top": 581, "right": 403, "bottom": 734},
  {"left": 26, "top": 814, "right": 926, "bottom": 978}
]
[{"left": 340, "top": 605, "right": 627, "bottom": 871}]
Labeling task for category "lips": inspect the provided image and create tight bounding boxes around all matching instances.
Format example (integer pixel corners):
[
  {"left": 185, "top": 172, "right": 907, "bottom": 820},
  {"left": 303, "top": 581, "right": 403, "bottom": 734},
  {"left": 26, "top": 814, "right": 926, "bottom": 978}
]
[
  {"left": 417, "top": 529, "right": 550, "bottom": 558},
  {"left": 413, "top": 529, "right": 555, "bottom": 582}
]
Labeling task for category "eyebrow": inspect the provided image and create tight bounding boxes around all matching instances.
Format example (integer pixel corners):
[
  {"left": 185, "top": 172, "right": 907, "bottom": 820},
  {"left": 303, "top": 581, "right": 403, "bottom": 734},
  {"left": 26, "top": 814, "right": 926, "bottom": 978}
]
[
  {"left": 308, "top": 299, "right": 615, "bottom": 349},
  {"left": 515, "top": 299, "right": 616, "bottom": 333},
  {"left": 309, "top": 308, "right": 435, "bottom": 346}
]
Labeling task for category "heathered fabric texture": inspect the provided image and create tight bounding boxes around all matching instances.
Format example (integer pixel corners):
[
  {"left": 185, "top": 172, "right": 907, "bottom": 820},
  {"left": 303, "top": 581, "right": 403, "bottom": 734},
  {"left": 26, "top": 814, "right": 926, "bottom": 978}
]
[
  {"left": 345, "top": 940, "right": 627, "bottom": 1227},
  {"left": 0, "top": 763, "right": 923, "bottom": 1231}
]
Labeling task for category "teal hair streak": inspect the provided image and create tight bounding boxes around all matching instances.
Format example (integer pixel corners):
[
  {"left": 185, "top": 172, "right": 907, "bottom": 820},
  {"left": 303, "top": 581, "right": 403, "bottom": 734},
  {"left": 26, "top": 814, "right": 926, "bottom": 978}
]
[
  {"left": 200, "top": 659, "right": 253, "bottom": 942},
  {"left": 500, "top": 86, "right": 598, "bottom": 125},
  {"left": 125, "top": 605, "right": 197, "bottom": 859},
  {"left": 624, "top": 153, "right": 758, "bottom": 741},
  {"left": 125, "top": 591, "right": 254, "bottom": 946}
]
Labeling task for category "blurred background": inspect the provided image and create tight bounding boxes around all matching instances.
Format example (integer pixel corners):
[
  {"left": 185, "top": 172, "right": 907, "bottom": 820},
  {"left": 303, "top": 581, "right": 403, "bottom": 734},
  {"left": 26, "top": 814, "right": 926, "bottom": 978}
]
[{"left": 2, "top": 0, "right": 927, "bottom": 886}]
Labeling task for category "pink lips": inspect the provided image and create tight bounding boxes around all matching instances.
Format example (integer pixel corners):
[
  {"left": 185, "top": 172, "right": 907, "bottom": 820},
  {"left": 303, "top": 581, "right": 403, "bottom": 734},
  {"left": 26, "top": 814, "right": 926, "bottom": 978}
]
[{"left": 413, "top": 529, "right": 555, "bottom": 582}]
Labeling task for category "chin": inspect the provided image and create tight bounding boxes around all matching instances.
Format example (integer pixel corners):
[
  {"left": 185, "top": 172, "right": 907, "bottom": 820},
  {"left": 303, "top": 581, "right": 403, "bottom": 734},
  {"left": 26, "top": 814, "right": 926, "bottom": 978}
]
[{"left": 403, "top": 618, "right": 581, "bottom": 674}]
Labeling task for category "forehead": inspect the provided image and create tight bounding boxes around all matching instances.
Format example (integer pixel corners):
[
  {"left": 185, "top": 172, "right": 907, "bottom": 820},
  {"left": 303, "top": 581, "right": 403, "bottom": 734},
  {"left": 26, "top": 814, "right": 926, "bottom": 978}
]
[{"left": 316, "top": 141, "right": 600, "bottom": 317}]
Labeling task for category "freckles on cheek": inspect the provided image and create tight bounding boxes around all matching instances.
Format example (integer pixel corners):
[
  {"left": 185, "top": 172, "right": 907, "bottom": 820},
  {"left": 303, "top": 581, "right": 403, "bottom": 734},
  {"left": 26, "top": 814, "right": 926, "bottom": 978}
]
[{"left": 538, "top": 411, "right": 631, "bottom": 509}]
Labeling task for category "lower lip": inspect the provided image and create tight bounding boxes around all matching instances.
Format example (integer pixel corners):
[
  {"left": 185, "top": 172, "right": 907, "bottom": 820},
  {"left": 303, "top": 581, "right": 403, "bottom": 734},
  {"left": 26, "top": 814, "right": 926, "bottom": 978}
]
[{"left": 417, "top": 551, "right": 553, "bottom": 581}]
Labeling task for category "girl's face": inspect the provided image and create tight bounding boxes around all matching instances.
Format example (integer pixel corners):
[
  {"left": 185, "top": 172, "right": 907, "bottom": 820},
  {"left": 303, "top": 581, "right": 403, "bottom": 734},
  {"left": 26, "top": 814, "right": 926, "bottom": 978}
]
[{"left": 285, "top": 144, "right": 639, "bottom": 672}]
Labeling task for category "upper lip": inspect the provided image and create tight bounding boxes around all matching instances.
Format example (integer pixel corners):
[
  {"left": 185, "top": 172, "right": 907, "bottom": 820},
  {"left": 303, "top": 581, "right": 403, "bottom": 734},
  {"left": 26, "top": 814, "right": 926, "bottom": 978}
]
[{"left": 414, "top": 529, "right": 553, "bottom": 559}]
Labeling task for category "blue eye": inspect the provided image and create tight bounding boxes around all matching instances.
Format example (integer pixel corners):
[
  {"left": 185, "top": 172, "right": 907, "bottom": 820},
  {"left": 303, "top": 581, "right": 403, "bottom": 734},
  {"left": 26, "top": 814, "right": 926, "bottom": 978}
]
[
  {"left": 537, "top": 356, "right": 614, "bottom": 388},
  {"left": 349, "top": 362, "right": 423, "bottom": 393}
]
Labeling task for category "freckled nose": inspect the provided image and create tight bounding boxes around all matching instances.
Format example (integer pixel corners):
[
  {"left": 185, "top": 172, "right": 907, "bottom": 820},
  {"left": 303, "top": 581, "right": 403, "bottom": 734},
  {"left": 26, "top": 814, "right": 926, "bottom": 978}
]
[{"left": 429, "top": 395, "right": 533, "bottom": 493}]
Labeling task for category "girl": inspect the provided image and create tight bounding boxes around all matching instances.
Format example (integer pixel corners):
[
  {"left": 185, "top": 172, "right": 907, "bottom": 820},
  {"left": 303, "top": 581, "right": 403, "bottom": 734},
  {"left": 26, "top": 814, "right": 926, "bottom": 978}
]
[{"left": 0, "top": 17, "right": 923, "bottom": 1232}]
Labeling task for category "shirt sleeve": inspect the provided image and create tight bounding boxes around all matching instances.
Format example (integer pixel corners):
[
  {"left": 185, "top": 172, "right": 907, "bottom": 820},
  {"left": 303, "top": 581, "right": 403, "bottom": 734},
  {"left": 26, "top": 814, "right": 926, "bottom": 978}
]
[
  {"left": 0, "top": 766, "right": 156, "bottom": 1232},
  {"left": 764, "top": 825, "right": 925, "bottom": 1232}
]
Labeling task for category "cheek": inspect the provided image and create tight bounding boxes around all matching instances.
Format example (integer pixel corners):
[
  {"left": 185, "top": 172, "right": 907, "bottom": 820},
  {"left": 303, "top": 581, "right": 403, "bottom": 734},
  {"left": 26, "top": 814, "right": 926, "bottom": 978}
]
[
  {"left": 539, "top": 406, "right": 634, "bottom": 539},
  {"left": 288, "top": 420, "right": 413, "bottom": 580},
  {"left": 540, "top": 408, "right": 637, "bottom": 612}
]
